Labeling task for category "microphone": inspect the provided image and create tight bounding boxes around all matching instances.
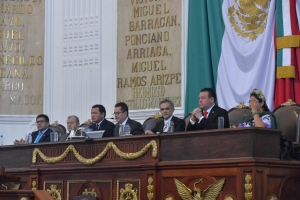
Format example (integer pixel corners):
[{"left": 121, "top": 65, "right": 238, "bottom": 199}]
[{"left": 106, "top": 117, "right": 114, "bottom": 119}]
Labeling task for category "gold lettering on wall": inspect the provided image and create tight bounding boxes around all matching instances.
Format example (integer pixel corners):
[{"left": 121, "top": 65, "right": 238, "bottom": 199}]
[
  {"left": 117, "top": 0, "right": 182, "bottom": 109},
  {"left": 0, "top": 1, "right": 44, "bottom": 114}
]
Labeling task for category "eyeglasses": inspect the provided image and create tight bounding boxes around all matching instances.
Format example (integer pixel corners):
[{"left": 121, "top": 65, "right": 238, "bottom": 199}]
[
  {"left": 36, "top": 120, "right": 46, "bottom": 124},
  {"left": 248, "top": 100, "right": 258, "bottom": 104},
  {"left": 112, "top": 111, "right": 124, "bottom": 116}
]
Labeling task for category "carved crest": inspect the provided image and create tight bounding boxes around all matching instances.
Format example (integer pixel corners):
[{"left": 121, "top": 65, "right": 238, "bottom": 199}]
[
  {"left": 47, "top": 184, "right": 62, "bottom": 200},
  {"left": 120, "top": 183, "right": 138, "bottom": 200},
  {"left": 174, "top": 178, "right": 225, "bottom": 200},
  {"left": 281, "top": 99, "right": 297, "bottom": 106},
  {"left": 228, "top": 0, "right": 270, "bottom": 41}
]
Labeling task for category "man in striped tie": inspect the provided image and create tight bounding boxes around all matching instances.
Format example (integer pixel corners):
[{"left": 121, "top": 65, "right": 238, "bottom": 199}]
[
  {"left": 14, "top": 114, "right": 52, "bottom": 144},
  {"left": 145, "top": 99, "right": 186, "bottom": 134}
]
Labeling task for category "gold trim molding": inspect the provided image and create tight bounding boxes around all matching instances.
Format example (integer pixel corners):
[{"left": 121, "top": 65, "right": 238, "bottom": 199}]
[
  {"left": 31, "top": 180, "right": 37, "bottom": 190},
  {"left": 32, "top": 140, "right": 157, "bottom": 165},
  {"left": 244, "top": 174, "right": 252, "bottom": 200},
  {"left": 147, "top": 176, "right": 154, "bottom": 200}
]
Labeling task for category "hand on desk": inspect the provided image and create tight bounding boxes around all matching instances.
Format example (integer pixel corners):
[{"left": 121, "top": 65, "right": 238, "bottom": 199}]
[
  {"left": 145, "top": 130, "right": 155, "bottom": 135},
  {"left": 14, "top": 138, "right": 25, "bottom": 145}
]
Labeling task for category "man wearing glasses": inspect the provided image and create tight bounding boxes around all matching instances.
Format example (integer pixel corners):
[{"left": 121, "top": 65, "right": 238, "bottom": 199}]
[
  {"left": 14, "top": 114, "right": 52, "bottom": 144},
  {"left": 88, "top": 104, "right": 115, "bottom": 137},
  {"left": 145, "top": 99, "right": 185, "bottom": 134},
  {"left": 113, "top": 102, "right": 144, "bottom": 136}
]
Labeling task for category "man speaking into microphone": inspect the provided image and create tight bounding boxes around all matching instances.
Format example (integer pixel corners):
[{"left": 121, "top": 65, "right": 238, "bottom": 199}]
[
  {"left": 187, "top": 88, "right": 229, "bottom": 131},
  {"left": 88, "top": 104, "right": 115, "bottom": 137}
]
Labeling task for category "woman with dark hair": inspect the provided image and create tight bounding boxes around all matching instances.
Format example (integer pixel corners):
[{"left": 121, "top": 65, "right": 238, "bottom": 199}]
[{"left": 241, "top": 89, "right": 279, "bottom": 128}]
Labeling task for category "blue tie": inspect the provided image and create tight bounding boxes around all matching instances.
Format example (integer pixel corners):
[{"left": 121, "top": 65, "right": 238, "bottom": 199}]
[{"left": 34, "top": 131, "right": 44, "bottom": 143}]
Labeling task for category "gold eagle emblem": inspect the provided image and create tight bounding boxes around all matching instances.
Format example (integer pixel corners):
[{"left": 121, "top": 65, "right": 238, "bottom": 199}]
[
  {"left": 174, "top": 178, "right": 225, "bottom": 200},
  {"left": 228, "top": 0, "right": 270, "bottom": 41}
]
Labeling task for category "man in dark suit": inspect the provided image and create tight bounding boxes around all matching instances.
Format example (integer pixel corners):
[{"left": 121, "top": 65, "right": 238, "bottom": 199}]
[
  {"left": 113, "top": 102, "right": 144, "bottom": 137},
  {"left": 187, "top": 88, "right": 229, "bottom": 131},
  {"left": 15, "top": 114, "right": 52, "bottom": 144},
  {"left": 88, "top": 104, "right": 115, "bottom": 137},
  {"left": 145, "top": 99, "right": 185, "bottom": 134},
  {"left": 59, "top": 115, "right": 81, "bottom": 141}
]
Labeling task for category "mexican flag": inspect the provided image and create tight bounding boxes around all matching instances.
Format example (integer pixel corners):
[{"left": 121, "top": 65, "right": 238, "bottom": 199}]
[{"left": 186, "top": 0, "right": 300, "bottom": 114}]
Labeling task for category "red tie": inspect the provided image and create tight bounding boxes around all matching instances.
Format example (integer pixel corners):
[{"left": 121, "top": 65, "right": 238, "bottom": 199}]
[{"left": 203, "top": 111, "right": 208, "bottom": 118}]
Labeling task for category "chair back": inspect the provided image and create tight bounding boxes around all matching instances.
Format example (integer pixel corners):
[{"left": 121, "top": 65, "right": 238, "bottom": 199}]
[
  {"left": 143, "top": 113, "right": 163, "bottom": 131},
  {"left": 228, "top": 102, "right": 251, "bottom": 127},
  {"left": 79, "top": 119, "right": 93, "bottom": 130},
  {"left": 183, "top": 113, "right": 192, "bottom": 131},
  {"left": 273, "top": 99, "right": 300, "bottom": 143},
  {"left": 49, "top": 121, "right": 66, "bottom": 139}
]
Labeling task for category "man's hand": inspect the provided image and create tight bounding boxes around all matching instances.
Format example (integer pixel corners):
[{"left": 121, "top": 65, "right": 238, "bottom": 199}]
[
  {"left": 14, "top": 138, "right": 25, "bottom": 145},
  {"left": 190, "top": 108, "right": 202, "bottom": 122},
  {"left": 145, "top": 130, "right": 155, "bottom": 135}
]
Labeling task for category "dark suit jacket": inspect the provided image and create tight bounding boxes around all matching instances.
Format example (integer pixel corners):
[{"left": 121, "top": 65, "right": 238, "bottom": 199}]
[
  {"left": 151, "top": 116, "right": 185, "bottom": 133},
  {"left": 187, "top": 105, "right": 229, "bottom": 131},
  {"left": 113, "top": 118, "right": 144, "bottom": 137},
  {"left": 89, "top": 119, "right": 115, "bottom": 137},
  {"left": 32, "top": 128, "right": 51, "bottom": 143}
]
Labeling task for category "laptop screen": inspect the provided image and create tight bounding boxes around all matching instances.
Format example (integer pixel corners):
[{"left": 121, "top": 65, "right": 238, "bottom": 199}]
[{"left": 85, "top": 130, "right": 105, "bottom": 139}]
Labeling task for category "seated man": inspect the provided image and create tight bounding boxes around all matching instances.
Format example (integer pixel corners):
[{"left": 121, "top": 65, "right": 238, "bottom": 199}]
[
  {"left": 59, "top": 115, "right": 81, "bottom": 141},
  {"left": 145, "top": 99, "right": 185, "bottom": 134},
  {"left": 113, "top": 102, "right": 144, "bottom": 136},
  {"left": 187, "top": 88, "right": 229, "bottom": 131},
  {"left": 14, "top": 114, "right": 52, "bottom": 144},
  {"left": 88, "top": 104, "right": 115, "bottom": 137}
]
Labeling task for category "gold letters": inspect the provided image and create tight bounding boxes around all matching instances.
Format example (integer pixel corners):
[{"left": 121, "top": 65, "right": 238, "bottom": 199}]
[
  {"left": 129, "top": 15, "right": 177, "bottom": 31},
  {"left": 118, "top": 0, "right": 181, "bottom": 109},
  {"left": 0, "top": 4, "right": 34, "bottom": 14},
  {"left": 10, "top": 95, "right": 43, "bottom": 105},
  {"left": 0, "top": 55, "right": 43, "bottom": 66}
]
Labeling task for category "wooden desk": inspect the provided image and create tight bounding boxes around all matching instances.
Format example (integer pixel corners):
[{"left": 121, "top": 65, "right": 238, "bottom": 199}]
[{"left": 0, "top": 128, "right": 299, "bottom": 200}]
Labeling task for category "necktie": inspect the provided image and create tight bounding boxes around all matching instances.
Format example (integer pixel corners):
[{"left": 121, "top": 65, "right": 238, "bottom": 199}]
[
  {"left": 95, "top": 123, "right": 99, "bottom": 130},
  {"left": 203, "top": 111, "right": 208, "bottom": 118},
  {"left": 119, "top": 124, "right": 124, "bottom": 136},
  {"left": 163, "top": 122, "right": 168, "bottom": 132},
  {"left": 34, "top": 131, "right": 43, "bottom": 143}
]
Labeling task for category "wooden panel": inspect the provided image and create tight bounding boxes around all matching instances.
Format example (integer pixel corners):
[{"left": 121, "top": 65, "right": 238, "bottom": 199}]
[
  {"left": 0, "top": 129, "right": 299, "bottom": 200},
  {"left": 160, "top": 128, "right": 280, "bottom": 161}
]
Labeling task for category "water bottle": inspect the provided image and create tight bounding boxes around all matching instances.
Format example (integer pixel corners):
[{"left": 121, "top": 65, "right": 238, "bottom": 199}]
[
  {"left": 124, "top": 124, "right": 131, "bottom": 136},
  {"left": 0, "top": 135, "right": 3, "bottom": 145},
  {"left": 27, "top": 133, "right": 32, "bottom": 144},
  {"left": 168, "top": 121, "right": 174, "bottom": 133},
  {"left": 54, "top": 131, "right": 58, "bottom": 141}
]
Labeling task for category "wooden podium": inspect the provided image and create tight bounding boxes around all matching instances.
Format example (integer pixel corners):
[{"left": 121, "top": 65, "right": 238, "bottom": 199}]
[{"left": 0, "top": 128, "right": 299, "bottom": 200}]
